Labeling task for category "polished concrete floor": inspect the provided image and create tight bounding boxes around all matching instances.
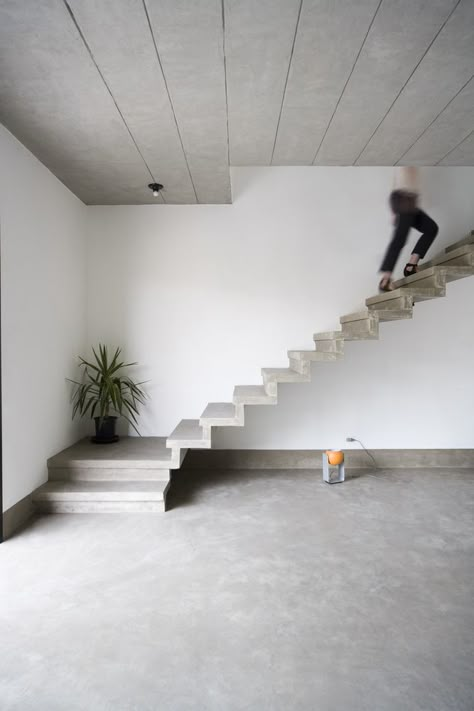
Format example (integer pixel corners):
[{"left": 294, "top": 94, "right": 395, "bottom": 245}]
[{"left": 1, "top": 467, "right": 473, "bottom": 711}]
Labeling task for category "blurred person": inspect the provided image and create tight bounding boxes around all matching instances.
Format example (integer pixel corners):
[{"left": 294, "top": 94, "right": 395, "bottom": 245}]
[{"left": 379, "top": 167, "right": 438, "bottom": 292}]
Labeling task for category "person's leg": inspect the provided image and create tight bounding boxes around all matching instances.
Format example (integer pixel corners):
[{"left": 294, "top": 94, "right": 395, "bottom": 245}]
[
  {"left": 379, "top": 212, "right": 413, "bottom": 288},
  {"left": 411, "top": 209, "right": 439, "bottom": 262}
]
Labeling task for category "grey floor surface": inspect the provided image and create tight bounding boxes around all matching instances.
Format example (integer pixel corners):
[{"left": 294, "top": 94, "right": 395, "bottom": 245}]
[{"left": 1, "top": 467, "right": 473, "bottom": 711}]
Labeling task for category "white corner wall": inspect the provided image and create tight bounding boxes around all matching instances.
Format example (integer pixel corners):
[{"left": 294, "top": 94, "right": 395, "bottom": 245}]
[
  {"left": 87, "top": 167, "right": 474, "bottom": 449},
  {"left": 1, "top": 125, "right": 87, "bottom": 510}
]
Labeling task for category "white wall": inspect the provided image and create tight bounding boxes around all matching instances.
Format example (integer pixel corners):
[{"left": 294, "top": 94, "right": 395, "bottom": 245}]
[
  {"left": 1, "top": 125, "right": 87, "bottom": 510},
  {"left": 87, "top": 167, "right": 474, "bottom": 449}
]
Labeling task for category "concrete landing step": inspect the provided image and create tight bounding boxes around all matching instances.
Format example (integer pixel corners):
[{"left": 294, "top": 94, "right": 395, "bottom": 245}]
[
  {"left": 33, "top": 480, "right": 169, "bottom": 513},
  {"left": 166, "top": 419, "right": 210, "bottom": 449},
  {"left": 287, "top": 350, "right": 342, "bottom": 361},
  {"left": 233, "top": 385, "right": 277, "bottom": 405},
  {"left": 48, "top": 436, "right": 178, "bottom": 471},
  {"left": 199, "top": 402, "right": 244, "bottom": 427},
  {"left": 445, "top": 230, "right": 474, "bottom": 253}
]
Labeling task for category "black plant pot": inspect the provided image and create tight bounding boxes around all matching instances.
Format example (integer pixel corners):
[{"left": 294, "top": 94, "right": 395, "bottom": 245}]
[{"left": 92, "top": 416, "right": 119, "bottom": 444}]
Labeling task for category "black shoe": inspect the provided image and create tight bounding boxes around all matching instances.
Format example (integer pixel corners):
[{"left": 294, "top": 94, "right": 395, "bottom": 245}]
[{"left": 403, "top": 263, "right": 418, "bottom": 277}]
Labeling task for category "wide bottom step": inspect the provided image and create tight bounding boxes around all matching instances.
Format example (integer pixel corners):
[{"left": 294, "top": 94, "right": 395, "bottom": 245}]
[{"left": 33, "top": 480, "right": 169, "bottom": 513}]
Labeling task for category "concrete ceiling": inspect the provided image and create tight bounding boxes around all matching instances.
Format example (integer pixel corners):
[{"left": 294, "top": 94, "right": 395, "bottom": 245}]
[{"left": 0, "top": 0, "right": 473, "bottom": 204}]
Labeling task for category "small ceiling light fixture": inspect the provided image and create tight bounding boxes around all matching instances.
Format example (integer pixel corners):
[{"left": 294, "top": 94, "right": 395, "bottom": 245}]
[{"left": 148, "top": 182, "right": 164, "bottom": 198}]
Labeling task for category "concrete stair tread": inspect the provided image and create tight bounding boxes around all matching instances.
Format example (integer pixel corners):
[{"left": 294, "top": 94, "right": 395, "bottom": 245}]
[
  {"left": 261, "top": 367, "right": 309, "bottom": 382},
  {"left": 445, "top": 231, "right": 474, "bottom": 252},
  {"left": 340, "top": 310, "right": 378, "bottom": 324},
  {"left": 394, "top": 265, "right": 473, "bottom": 289},
  {"left": 199, "top": 402, "right": 243, "bottom": 426},
  {"left": 313, "top": 331, "right": 344, "bottom": 341},
  {"left": 419, "top": 243, "right": 474, "bottom": 270},
  {"left": 288, "top": 349, "right": 341, "bottom": 361},
  {"left": 166, "top": 419, "right": 210, "bottom": 449},
  {"left": 366, "top": 286, "right": 444, "bottom": 307},
  {"left": 233, "top": 385, "right": 277, "bottom": 404},
  {"left": 34, "top": 480, "right": 169, "bottom": 502}
]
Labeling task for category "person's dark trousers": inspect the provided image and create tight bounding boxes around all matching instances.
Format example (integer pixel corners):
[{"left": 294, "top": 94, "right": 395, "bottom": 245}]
[{"left": 380, "top": 209, "right": 439, "bottom": 273}]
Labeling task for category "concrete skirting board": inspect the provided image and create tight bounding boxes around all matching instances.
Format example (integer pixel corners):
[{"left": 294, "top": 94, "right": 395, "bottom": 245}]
[
  {"left": 182, "top": 449, "right": 474, "bottom": 470},
  {"left": 3, "top": 493, "right": 34, "bottom": 540}
]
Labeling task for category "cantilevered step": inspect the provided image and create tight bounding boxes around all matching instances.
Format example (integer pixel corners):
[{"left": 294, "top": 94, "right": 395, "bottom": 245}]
[
  {"left": 366, "top": 285, "right": 444, "bottom": 309},
  {"left": 199, "top": 402, "right": 244, "bottom": 427},
  {"left": 340, "top": 310, "right": 379, "bottom": 340},
  {"left": 419, "top": 243, "right": 474, "bottom": 270},
  {"left": 33, "top": 480, "right": 169, "bottom": 513},
  {"left": 394, "top": 265, "right": 473, "bottom": 290},
  {"left": 233, "top": 385, "right": 277, "bottom": 405},
  {"left": 261, "top": 367, "right": 310, "bottom": 385},
  {"left": 445, "top": 230, "right": 474, "bottom": 253},
  {"left": 166, "top": 419, "right": 211, "bottom": 450},
  {"left": 287, "top": 349, "right": 342, "bottom": 361},
  {"left": 313, "top": 331, "right": 345, "bottom": 352}
]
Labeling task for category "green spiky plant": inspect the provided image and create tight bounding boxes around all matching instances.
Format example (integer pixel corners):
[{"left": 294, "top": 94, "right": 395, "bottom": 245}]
[{"left": 68, "top": 344, "right": 147, "bottom": 436}]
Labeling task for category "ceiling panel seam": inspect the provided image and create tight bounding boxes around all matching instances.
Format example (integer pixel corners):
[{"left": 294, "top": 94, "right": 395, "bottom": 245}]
[
  {"left": 62, "top": 0, "right": 156, "bottom": 184},
  {"left": 311, "top": 0, "right": 383, "bottom": 165},
  {"left": 221, "top": 1, "right": 230, "bottom": 168},
  {"left": 396, "top": 72, "right": 474, "bottom": 165},
  {"left": 436, "top": 127, "right": 474, "bottom": 164},
  {"left": 142, "top": 0, "right": 199, "bottom": 203},
  {"left": 354, "top": 0, "right": 463, "bottom": 165},
  {"left": 269, "top": 0, "right": 303, "bottom": 165}
]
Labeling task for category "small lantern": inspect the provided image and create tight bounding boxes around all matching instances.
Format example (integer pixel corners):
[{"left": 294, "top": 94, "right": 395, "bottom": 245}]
[{"left": 323, "top": 450, "right": 345, "bottom": 484}]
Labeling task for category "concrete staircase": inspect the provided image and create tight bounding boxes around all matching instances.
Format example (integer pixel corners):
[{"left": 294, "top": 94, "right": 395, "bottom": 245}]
[{"left": 33, "top": 231, "right": 474, "bottom": 513}]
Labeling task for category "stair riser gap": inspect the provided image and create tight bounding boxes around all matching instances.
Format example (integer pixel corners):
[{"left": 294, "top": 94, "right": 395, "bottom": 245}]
[
  {"left": 48, "top": 467, "right": 171, "bottom": 482},
  {"left": 35, "top": 501, "right": 166, "bottom": 513}
]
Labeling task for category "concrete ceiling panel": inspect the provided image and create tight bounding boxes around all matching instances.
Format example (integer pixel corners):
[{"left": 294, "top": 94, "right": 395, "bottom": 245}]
[
  {"left": 314, "top": 0, "right": 459, "bottom": 165},
  {"left": 357, "top": 0, "right": 474, "bottom": 165},
  {"left": 439, "top": 130, "right": 474, "bottom": 165},
  {"left": 0, "top": 0, "right": 154, "bottom": 204},
  {"left": 399, "top": 77, "right": 474, "bottom": 165},
  {"left": 143, "top": 0, "right": 231, "bottom": 203},
  {"left": 225, "top": 0, "right": 302, "bottom": 165},
  {"left": 66, "top": 0, "right": 197, "bottom": 204},
  {"left": 272, "top": 0, "right": 380, "bottom": 165}
]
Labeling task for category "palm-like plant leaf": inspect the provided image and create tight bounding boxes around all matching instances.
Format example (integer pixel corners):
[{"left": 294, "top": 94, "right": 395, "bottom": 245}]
[{"left": 68, "top": 344, "right": 148, "bottom": 434}]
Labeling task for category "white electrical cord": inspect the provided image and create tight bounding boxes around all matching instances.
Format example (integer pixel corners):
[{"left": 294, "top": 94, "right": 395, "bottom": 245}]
[{"left": 346, "top": 437, "right": 378, "bottom": 470}]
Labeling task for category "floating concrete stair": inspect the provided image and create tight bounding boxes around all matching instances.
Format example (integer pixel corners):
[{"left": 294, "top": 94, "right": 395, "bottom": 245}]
[
  {"left": 200, "top": 402, "right": 245, "bottom": 427},
  {"left": 233, "top": 385, "right": 277, "bottom": 405},
  {"left": 445, "top": 230, "right": 474, "bottom": 252},
  {"left": 33, "top": 480, "right": 169, "bottom": 513},
  {"left": 340, "top": 310, "right": 379, "bottom": 340},
  {"left": 288, "top": 349, "right": 342, "bottom": 362},
  {"left": 35, "top": 232, "right": 474, "bottom": 516},
  {"left": 166, "top": 419, "right": 211, "bottom": 450}
]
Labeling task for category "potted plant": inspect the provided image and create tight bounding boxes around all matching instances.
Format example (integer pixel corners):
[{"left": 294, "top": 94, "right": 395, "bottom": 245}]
[{"left": 68, "top": 344, "right": 147, "bottom": 443}]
